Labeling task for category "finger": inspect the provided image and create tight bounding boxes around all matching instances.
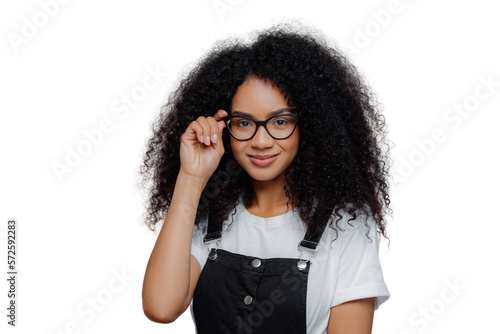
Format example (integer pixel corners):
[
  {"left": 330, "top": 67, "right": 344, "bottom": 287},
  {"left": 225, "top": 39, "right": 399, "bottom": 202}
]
[
  {"left": 206, "top": 117, "right": 221, "bottom": 144},
  {"left": 212, "top": 110, "right": 228, "bottom": 145},
  {"left": 196, "top": 116, "right": 212, "bottom": 145},
  {"left": 188, "top": 120, "right": 204, "bottom": 144},
  {"left": 213, "top": 109, "right": 229, "bottom": 121},
  {"left": 218, "top": 119, "right": 226, "bottom": 134}
]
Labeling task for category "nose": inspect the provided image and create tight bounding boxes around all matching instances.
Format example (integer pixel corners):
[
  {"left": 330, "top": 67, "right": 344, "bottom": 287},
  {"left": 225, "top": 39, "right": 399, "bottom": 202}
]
[{"left": 251, "top": 124, "right": 274, "bottom": 148}]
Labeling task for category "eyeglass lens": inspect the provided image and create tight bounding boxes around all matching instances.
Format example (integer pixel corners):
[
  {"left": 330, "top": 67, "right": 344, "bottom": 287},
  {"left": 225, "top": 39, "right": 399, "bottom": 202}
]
[{"left": 227, "top": 115, "right": 297, "bottom": 140}]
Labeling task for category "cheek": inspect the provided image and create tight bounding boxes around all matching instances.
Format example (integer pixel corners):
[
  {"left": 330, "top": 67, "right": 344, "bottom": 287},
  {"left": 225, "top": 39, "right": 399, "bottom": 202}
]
[
  {"left": 230, "top": 142, "right": 248, "bottom": 170},
  {"left": 229, "top": 138, "right": 245, "bottom": 157},
  {"left": 286, "top": 132, "right": 300, "bottom": 155}
]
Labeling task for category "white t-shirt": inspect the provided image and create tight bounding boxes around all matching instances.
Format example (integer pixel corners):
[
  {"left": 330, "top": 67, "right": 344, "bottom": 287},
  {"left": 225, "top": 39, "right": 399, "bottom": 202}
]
[{"left": 190, "top": 200, "right": 390, "bottom": 334}]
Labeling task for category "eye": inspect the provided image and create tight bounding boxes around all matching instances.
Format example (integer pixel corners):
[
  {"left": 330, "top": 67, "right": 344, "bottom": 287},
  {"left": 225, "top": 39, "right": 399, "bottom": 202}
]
[
  {"left": 236, "top": 120, "right": 252, "bottom": 127},
  {"left": 273, "top": 119, "right": 289, "bottom": 126}
]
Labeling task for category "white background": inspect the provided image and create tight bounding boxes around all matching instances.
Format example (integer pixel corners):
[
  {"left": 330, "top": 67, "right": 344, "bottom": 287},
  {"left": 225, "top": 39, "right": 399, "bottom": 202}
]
[{"left": 1, "top": 0, "right": 499, "bottom": 333}]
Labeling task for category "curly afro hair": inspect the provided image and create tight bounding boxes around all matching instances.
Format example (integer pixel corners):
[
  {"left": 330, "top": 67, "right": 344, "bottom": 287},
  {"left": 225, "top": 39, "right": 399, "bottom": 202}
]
[{"left": 139, "top": 22, "right": 392, "bottom": 241}]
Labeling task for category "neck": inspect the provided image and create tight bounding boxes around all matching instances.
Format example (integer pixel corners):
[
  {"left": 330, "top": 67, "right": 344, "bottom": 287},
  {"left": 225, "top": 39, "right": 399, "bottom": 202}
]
[{"left": 246, "top": 172, "right": 293, "bottom": 216}]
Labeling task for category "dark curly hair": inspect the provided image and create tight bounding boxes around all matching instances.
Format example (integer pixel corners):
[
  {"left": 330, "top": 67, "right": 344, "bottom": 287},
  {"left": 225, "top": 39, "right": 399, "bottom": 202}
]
[{"left": 138, "top": 22, "right": 392, "bottom": 241}]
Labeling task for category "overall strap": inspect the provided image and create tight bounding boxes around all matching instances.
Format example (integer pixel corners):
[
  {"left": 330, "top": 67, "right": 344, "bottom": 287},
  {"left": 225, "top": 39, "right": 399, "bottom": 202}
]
[
  {"left": 203, "top": 210, "right": 331, "bottom": 250},
  {"left": 203, "top": 213, "right": 222, "bottom": 244},
  {"left": 298, "top": 215, "right": 330, "bottom": 254},
  {"left": 296, "top": 214, "right": 331, "bottom": 271}
]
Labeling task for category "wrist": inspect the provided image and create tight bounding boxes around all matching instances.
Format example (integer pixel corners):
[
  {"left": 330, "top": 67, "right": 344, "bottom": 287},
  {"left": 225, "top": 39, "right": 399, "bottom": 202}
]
[{"left": 177, "top": 170, "right": 208, "bottom": 193}]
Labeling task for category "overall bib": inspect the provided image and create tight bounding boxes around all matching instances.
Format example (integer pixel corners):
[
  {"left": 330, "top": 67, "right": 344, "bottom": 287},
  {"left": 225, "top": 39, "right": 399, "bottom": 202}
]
[{"left": 192, "top": 213, "right": 328, "bottom": 334}]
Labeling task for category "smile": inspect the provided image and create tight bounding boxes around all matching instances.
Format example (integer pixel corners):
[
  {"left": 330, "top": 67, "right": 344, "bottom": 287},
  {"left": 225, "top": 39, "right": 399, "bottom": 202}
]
[{"left": 247, "top": 154, "right": 279, "bottom": 167}]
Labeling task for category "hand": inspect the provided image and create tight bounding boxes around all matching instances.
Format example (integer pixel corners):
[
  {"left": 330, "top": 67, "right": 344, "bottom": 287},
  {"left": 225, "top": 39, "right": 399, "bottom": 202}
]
[{"left": 179, "top": 109, "right": 228, "bottom": 182}]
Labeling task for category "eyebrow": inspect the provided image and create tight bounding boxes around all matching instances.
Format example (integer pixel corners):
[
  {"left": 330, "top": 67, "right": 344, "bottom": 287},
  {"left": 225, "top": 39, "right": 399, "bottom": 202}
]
[{"left": 231, "top": 108, "right": 295, "bottom": 118}]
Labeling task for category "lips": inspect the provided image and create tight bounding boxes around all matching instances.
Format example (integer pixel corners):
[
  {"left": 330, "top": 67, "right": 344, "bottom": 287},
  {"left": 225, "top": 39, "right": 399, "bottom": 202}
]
[{"left": 248, "top": 154, "right": 279, "bottom": 167}]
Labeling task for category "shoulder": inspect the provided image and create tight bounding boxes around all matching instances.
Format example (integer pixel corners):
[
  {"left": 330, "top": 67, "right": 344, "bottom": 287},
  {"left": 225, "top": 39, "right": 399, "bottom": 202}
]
[{"left": 323, "top": 203, "right": 377, "bottom": 243}]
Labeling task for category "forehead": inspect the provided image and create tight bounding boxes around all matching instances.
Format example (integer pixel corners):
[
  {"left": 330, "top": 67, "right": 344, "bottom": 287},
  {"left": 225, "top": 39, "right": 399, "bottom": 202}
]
[{"left": 231, "top": 77, "right": 292, "bottom": 118}]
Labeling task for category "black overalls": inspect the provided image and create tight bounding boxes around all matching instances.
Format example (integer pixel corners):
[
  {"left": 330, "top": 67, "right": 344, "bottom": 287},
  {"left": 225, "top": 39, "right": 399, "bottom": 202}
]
[{"left": 192, "top": 214, "right": 329, "bottom": 334}]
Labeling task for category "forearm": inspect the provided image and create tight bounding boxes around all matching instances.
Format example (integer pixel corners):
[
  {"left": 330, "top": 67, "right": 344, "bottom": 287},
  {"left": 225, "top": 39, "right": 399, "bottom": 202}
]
[{"left": 142, "top": 171, "right": 206, "bottom": 322}]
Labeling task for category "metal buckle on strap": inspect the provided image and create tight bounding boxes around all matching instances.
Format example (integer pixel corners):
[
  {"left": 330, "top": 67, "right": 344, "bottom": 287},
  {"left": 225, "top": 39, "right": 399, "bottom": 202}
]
[
  {"left": 297, "top": 240, "right": 318, "bottom": 271},
  {"left": 203, "top": 231, "right": 222, "bottom": 244},
  {"left": 204, "top": 232, "right": 221, "bottom": 261},
  {"left": 297, "top": 240, "right": 319, "bottom": 253}
]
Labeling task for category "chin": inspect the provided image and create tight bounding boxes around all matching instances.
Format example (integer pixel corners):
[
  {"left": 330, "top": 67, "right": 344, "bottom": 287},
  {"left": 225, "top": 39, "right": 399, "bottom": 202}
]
[
  {"left": 233, "top": 155, "right": 292, "bottom": 183},
  {"left": 242, "top": 166, "right": 288, "bottom": 183}
]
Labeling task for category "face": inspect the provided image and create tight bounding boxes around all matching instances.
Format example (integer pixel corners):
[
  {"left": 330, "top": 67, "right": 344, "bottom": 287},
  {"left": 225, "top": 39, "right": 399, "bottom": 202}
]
[{"left": 229, "top": 77, "right": 300, "bottom": 184}]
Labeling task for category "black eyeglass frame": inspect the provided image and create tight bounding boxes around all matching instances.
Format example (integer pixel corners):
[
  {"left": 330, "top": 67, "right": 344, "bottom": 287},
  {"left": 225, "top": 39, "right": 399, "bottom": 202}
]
[{"left": 222, "top": 114, "right": 299, "bottom": 141}]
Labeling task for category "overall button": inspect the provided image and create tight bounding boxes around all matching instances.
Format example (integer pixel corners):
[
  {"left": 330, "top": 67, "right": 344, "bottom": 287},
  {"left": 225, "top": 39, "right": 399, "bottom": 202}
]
[
  {"left": 297, "top": 259, "right": 308, "bottom": 271},
  {"left": 251, "top": 259, "right": 261, "bottom": 268},
  {"left": 208, "top": 249, "right": 217, "bottom": 261},
  {"left": 244, "top": 295, "right": 253, "bottom": 305}
]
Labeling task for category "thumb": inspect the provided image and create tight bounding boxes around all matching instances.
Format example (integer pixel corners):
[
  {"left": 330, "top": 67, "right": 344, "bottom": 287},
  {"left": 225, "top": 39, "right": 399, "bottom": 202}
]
[{"left": 217, "top": 119, "right": 226, "bottom": 134}]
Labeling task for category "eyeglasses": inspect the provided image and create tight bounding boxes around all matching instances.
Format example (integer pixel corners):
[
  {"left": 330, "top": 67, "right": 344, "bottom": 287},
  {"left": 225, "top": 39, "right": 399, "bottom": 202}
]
[{"left": 223, "top": 114, "right": 299, "bottom": 141}]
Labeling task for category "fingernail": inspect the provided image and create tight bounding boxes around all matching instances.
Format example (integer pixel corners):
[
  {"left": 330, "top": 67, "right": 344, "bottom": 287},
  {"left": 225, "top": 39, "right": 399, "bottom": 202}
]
[
  {"left": 212, "top": 134, "right": 218, "bottom": 143},
  {"left": 205, "top": 136, "right": 210, "bottom": 145},
  {"left": 221, "top": 110, "right": 228, "bottom": 115}
]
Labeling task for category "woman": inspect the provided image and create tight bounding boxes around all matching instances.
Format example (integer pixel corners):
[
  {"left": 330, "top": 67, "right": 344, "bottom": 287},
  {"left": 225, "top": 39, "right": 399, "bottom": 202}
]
[{"left": 140, "top": 22, "right": 392, "bottom": 333}]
